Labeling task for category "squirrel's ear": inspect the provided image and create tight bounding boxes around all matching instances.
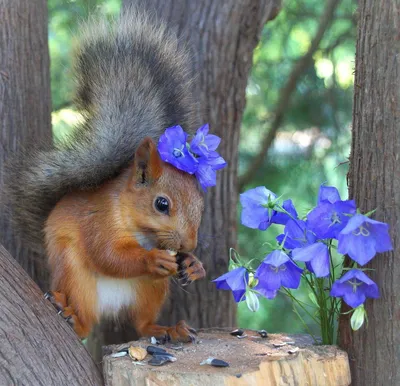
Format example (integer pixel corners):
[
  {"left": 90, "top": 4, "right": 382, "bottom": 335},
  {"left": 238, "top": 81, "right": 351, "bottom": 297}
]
[{"left": 132, "top": 137, "right": 162, "bottom": 185}]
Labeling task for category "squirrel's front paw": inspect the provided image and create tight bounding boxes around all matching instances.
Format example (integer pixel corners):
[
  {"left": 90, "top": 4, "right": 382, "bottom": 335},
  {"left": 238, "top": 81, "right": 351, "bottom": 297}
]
[
  {"left": 147, "top": 250, "right": 178, "bottom": 277},
  {"left": 177, "top": 253, "right": 206, "bottom": 286}
]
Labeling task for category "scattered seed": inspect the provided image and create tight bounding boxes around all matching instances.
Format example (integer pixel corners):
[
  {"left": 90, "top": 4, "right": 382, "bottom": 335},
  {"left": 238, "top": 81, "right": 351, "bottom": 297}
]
[
  {"left": 148, "top": 357, "right": 169, "bottom": 366},
  {"left": 200, "top": 357, "right": 229, "bottom": 367},
  {"left": 153, "top": 354, "right": 177, "bottom": 363},
  {"left": 146, "top": 346, "right": 167, "bottom": 355},
  {"left": 150, "top": 337, "right": 158, "bottom": 345},
  {"left": 230, "top": 328, "right": 244, "bottom": 337},
  {"left": 288, "top": 347, "right": 299, "bottom": 354},
  {"left": 129, "top": 346, "right": 147, "bottom": 361},
  {"left": 111, "top": 351, "right": 128, "bottom": 358},
  {"left": 169, "top": 345, "right": 184, "bottom": 351},
  {"left": 258, "top": 330, "right": 268, "bottom": 338},
  {"left": 273, "top": 342, "right": 287, "bottom": 348},
  {"left": 148, "top": 354, "right": 176, "bottom": 366}
]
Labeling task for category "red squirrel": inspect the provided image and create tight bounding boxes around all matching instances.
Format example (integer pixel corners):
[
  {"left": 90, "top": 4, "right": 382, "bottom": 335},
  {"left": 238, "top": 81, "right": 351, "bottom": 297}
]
[{"left": 5, "top": 9, "right": 206, "bottom": 341}]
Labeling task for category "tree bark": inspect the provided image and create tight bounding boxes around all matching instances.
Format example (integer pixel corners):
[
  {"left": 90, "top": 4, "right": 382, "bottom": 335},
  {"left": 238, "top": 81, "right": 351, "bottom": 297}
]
[
  {"left": 339, "top": 0, "right": 400, "bottom": 385},
  {"left": 0, "top": 0, "right": 52, "bottom": 290},
  {"left": 89, "top": 0, "right": 280, "bottom": 355},
  {"left": 0, "top": 244, "right": 103, "bottom": 385}
]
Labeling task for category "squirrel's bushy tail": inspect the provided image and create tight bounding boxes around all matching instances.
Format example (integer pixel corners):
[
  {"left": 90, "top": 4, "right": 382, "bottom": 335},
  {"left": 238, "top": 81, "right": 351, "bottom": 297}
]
[{"left": 4, "top": 7, "right": 196, "bottom": 251}]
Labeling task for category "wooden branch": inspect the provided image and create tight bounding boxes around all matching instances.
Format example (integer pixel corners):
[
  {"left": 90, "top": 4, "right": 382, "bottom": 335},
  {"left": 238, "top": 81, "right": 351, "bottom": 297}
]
[
  {"left": 0, "top": 244, "right": 102, "bottom": 385},
  {"left": 238, "top": 0, "right": 341, "bottom": 190}
]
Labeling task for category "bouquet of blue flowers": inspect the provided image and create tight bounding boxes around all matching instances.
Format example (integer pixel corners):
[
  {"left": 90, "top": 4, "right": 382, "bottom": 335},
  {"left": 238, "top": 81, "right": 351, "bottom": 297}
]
[{"left": 213, "top": 185, "right": 393, "bottom": 344}]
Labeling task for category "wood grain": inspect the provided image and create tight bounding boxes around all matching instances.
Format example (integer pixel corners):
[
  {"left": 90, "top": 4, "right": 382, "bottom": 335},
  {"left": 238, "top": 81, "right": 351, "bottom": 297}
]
[
  {"left": 103, "top": 330, "right": 351, "bottom": 386},
  {"left": 0, "top": 0, "right": 52, "bottom": 290},
  {"left": 339, "top": 0, "right": 400, "bottom": 384},
  {"left": 0, "top": 244, "right": 103, "bottom": 385}
]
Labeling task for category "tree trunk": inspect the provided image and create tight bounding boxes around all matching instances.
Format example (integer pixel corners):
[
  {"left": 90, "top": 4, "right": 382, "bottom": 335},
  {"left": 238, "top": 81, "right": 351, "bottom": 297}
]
[
  {"left": 339, "top": 0, "right": 400, "bottom": 385},
  {"left": 0, "top": 0, "right": 52, "bottom": 290},
  {"left": 0, "top": 244, "right": 103, "bottom": 385},
  {"left": 88, "top": 0, "right": 280, "bottom": 353}
]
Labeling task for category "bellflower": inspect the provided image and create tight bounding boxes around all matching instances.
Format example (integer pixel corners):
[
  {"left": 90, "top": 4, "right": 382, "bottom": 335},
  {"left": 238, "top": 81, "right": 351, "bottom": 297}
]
[
  {"left": 276, "top": 219, "right": 316, "bottom": 250},
  {"left": 190, "top": 124, "right": 221, "bottom": 158},
  {"left": 213, "top": 267, "right": 248, "bottom": 302},
  {"left": 240, "top": 187, "right": 277, "bottom": 230},
  {"left": 330, "top": 269, "right": 380, "bottom": 308},
  {"left": 318, "top": 185, "right": 341, "bottom": 204},
  {"left": 254, "top": 250, "right": 302, "bottom": 293},
  {"left": 158, "top": 125, "right": 198, "bottom": 173},
  {"left": 292, "top": 242, "right": 330, "bottom": 277},
  {"left": 195, "top": 152, "right": 227, "bottom": 191},
  {"left": 273, "top": 199, "right": 298, "bottom": 225},
  {"left": 307, "top": 199, "right": 356, "bottom": 239},
  {"left": 337, "top": 214, "right": 393, "bottom": 265}
]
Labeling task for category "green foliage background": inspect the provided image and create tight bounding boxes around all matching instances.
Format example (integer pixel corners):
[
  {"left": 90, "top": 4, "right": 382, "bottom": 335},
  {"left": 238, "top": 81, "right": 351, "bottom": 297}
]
[{"left": 49, "top": 0, "right": 356, "bottom": 336}]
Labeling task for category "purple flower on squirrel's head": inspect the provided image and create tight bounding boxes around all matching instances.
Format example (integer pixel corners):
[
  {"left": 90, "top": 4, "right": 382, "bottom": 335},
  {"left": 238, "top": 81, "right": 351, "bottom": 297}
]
[
  {"left": 158, "top": 126, "right": 198, "bottom": 173},
  {"left": 330, "top": 269, "right": 379, "bottom": 308},
  {"left": 190, "top": 124, "right": 221, "bottom": 158},
  {"left": 157, "top": 124, "right": 226, "bottom": 191},
  {"left": 337, "top": 214, "right": 393, "bottom": 265},
  {"left": 213, "top": 267, "right": 248, "bottom": 302}
]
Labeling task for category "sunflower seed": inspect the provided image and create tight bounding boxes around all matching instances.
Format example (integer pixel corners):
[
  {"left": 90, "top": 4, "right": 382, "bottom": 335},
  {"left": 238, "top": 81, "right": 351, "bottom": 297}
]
[
  {"left": 146, "top": 346, "right": 167, "bottom": 355},
  {"left": 230, "top": 328, "right": 244, "bottom": 336}
]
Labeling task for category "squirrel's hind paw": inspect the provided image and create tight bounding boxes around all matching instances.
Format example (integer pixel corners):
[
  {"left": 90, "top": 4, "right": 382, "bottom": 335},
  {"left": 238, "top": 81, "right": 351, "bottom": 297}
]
[
  {"left": 44, "top": 291, "right": 90, "bottom": 338},
  {"left": 140, "top": 320, "right": 197, "bottom": 343}
]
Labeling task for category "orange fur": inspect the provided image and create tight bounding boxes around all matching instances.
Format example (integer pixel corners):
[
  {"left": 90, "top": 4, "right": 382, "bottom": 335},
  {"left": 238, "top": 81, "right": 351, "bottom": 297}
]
[{"left": 44, "top": 138, "right": 204, "bottom": 340}]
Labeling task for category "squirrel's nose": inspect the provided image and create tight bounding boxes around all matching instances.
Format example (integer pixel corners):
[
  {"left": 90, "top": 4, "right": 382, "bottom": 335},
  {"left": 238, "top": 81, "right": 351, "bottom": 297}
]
[{"left": 179, "top": 234, "right": 197, "bottom": 253}]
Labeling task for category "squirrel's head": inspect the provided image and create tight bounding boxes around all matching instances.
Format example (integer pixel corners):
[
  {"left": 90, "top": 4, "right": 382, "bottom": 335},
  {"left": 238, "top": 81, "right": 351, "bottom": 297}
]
[{"left": 121, "top": 137, "right": 204, "bottom": 253}]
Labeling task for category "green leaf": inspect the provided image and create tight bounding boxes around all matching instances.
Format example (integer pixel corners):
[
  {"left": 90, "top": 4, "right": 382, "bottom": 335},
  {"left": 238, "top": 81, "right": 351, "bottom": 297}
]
[{"left": 309, "top": 292, "right": 320, "bottom": 308}]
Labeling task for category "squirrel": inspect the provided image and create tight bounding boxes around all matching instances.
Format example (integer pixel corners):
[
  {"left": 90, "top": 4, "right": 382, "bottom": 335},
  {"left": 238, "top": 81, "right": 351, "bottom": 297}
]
[{"left": 5, "top": 8, "right": 206, "bottom": 342}]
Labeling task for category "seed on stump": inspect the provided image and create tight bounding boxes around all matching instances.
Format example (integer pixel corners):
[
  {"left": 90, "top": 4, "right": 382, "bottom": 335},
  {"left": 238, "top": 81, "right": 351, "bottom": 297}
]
[
  {"left": 146, "top": 346, "right": 167, "bottom": 355},
  {"left": 230, "top": 328, "right": 244, "bottom": 336}
]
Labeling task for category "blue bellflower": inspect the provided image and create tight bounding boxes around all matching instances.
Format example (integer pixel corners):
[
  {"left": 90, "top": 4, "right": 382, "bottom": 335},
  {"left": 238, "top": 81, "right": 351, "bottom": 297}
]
[
  {"left": 330, "top": 269, "right": 380, "bottom": 308},
  {"left": 158, "top": 125, "right": 198, "bottom": 173},
  {"left": 254, "top": 250, "right": 302, "bottom": 294},
  {"left": 307, "top": 200, "right": 356, "bottom": 239},
  {"left": 276, "top": 219, "right": 316, "bottom": 250},
  {"left": 240, "top": 187, "right": 277, "bottom": 230},
  {"left": 190, "top": 124, "right": 221, "bottom": 158},
  {"left": 317, "top": 185, "right": 341, "bottom": 204},
  {"left": 338, "top": 214, "right": 393, "bottom": 265},
  {"left": 307, "top": 185, "right": 357, "bottom": 239},
  {"left": 292, "top": 242, "right": 330, "bottom": 277},
  {"left": 195, "top": 151, "right": 227, "bottom": 191},
  {"left": 213, "top": 267, "right": 248, "bottom": 302},
  {"left": 273, "top": 199, "right": 299, "bottom": 225}
]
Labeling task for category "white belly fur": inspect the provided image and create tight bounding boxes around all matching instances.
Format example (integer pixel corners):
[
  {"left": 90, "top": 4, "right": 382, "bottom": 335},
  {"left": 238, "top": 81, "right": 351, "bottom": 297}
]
[{"left": 96, "top": 276, "right": 137, "bottom": 316}]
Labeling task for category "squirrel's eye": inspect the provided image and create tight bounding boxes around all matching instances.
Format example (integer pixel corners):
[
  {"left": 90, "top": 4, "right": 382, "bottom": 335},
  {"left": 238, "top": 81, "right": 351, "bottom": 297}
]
[{"left": 154, "top": 196, "right": 169, "bottom": 214}]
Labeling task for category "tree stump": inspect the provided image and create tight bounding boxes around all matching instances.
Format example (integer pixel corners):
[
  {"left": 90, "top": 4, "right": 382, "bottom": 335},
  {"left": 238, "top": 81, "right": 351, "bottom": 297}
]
[{"left": 103, "top": 329, "right": 351, "bottom": 385}]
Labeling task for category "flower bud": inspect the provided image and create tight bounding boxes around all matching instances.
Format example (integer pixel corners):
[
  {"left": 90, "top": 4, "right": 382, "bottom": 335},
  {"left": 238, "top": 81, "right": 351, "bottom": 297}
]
[
  {"left": 351, "top": 304, "right": 366, "bottom": 331},
  {"left": 245, "top": 290, "right": 260, "bottom": 312}
]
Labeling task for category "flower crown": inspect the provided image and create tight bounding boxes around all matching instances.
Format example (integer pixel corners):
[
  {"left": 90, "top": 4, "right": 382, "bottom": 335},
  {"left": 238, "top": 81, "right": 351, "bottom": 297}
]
[{"left": 157, "top": 124, "right": 227, "bottom": 191}]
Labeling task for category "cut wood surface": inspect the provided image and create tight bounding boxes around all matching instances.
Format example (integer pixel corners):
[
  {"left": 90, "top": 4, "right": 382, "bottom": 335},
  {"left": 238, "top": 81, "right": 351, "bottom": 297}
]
[{"left": 103, "top": 329, "right": 350, "bottom": 386}]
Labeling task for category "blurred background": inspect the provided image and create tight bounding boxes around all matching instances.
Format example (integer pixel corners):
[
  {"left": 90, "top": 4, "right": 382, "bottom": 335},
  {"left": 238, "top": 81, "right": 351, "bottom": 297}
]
[{"left": 49, "top": 0, "right": 356, "bottom": 337}]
